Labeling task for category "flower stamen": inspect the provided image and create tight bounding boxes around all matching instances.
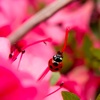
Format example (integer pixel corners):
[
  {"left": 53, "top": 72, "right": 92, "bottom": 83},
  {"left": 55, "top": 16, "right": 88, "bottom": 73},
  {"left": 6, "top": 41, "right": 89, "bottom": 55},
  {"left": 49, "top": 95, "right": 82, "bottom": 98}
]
[
  {"left": 17, "top": 50, "right": 25, "bottom": 70},
  {"left": 23, "top": 38, "right": 52, "bottom": 49},
  {"left": 37, "top": 67, "right": 49, "bottom": 81},
  {"left": 61, "top": 27, "right": 70, "bottom": 53},
  {"left": 45, "top": 81, "right": 64, "bottom": 97},
  {"left": 9, "top": 38, "right": 52, "bottom": 69}
]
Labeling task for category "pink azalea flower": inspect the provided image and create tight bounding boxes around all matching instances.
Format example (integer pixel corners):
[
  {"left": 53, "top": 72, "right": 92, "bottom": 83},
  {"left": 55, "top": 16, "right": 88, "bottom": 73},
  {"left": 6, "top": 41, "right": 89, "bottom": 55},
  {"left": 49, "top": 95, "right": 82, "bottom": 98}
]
[
  {"left": 0, "top": 56, "right": 49, "bottom": 100},
  {"left": 0, "top": 29, "right": 74, "bottom": 100},
  {"left": 48, "top": 0, "right": 94, "bottom": 31},
  {"left": 56, "top": 66, "right": 100, "bottom": 100},
  {"left": 0, "top": 1, "right": 98, "bottom": 100},
  {"left": 67, "top": 66, "right": 89, "bottom": 86},
  {"left": 66, "top": 66, "right": 90, "bottom": 100},
  {"left": 83, "top": 71, "right": 100, "bottom": 100},
  {"left": 39, "top": 23, "right": 65, "bottom": 44},
  {"left": 0, "top": 25, "right": 11, "bottom": 37},
  {"left": 38, "top": 0, "right": 94, "bottom": 45},
  {"left": 57, "top": 80, "right": 82, "bottom": 98},
  {"left": 0, "top": 37, "right": 10, "bottom": 59},
  {"left": 0, "top": 35, "right": 54, "bottom": 80},
  {"left": 0, "top": 37, "right": 71, "bottom": 100},
  {"left": 10, "top": 37, "right": 54, "bottom": 80},
  {"left": 0, "top": 0, "right": 28, "bottom": 28}
]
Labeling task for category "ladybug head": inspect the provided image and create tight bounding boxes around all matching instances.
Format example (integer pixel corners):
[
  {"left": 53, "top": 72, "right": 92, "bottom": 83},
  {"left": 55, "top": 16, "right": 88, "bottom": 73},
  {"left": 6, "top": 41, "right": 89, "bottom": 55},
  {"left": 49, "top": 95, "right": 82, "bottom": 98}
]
[{"left": 53, "top": 52, "right": 63, "bottom": 62}]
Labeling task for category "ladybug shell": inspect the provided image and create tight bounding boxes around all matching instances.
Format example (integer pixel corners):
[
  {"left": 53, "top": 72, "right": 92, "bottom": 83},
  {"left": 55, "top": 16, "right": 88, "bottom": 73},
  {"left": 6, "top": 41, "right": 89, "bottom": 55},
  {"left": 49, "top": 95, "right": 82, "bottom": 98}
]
[{"left": 48, "top": 59, "right": 62, "bottom": 72}]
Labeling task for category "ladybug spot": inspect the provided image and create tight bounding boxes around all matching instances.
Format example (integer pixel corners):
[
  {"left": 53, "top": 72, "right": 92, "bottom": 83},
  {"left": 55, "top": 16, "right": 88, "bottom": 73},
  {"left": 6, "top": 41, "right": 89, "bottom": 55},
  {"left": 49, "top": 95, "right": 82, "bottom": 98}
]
[
  {"left": 53, "top": 62, "right": 58, "bottom": 66},
  {"left": 50, "top": 65, "right": 53, "bottom": 69},
  {"left": 55, "top": 68, "right": 59, "bottom": 71}
]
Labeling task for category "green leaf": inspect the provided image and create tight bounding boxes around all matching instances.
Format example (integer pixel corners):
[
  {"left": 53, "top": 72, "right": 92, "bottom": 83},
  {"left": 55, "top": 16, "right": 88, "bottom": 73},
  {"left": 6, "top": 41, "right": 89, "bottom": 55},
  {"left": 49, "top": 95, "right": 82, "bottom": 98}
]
[
  {"left": 96, "top": 94, "right": 100, "bottom": 100},
  {"left": 38, "top": 2, "right": 46, "bottom": 10},
  {"left": 68, "top": 31, "right": 76, "bottom": 50},
  {"left": 61, "top": 91, "right": 80, "bottom": 100},
  {"left": 90, "top": 16, "right": 100, "bottom": 39},
  {"left": 91, "top": 48, "right": 100, "bottom": 60},
  {"left": 92, "top": 60, "right": 100, "bottom": 68},
  {"left": 50, "top": 72, "right": 60, "bottom": 85},
  {"left": 60, "top": 52, "right": 73, "bottom": 74},
  {"left": 82, "top": 35, "right": 92, "bottom": 58},
  {"left": 91, "top": 59, "right": 100, "bottom": 74}
]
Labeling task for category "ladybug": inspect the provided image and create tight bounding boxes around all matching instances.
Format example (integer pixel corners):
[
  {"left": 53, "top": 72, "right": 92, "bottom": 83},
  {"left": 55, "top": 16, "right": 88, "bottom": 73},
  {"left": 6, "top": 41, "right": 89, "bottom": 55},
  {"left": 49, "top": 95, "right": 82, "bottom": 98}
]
[
  {"left": 48, "top": 28, "right": 70, "bottom": 72},
  {"left": 49, "top": 51, "right": 63, "bottom": 72},
  {"left": 37, "top": 28, "right": 70, "bottom": 81}
]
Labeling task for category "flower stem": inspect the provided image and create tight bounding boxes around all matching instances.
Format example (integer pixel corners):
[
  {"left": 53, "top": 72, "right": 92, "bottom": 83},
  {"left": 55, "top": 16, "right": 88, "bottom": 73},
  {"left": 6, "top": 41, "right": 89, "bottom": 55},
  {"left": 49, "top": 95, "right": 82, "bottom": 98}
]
[{"left": 8, "top": 0, "right": 72, "bottom": 44}]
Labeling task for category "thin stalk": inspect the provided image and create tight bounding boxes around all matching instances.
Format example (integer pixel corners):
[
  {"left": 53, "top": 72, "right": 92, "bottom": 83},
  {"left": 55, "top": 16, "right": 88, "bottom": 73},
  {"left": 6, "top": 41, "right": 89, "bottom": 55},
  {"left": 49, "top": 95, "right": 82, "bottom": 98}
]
[{"left": 37, "top": 67, "right": 50, "bottom": 81}]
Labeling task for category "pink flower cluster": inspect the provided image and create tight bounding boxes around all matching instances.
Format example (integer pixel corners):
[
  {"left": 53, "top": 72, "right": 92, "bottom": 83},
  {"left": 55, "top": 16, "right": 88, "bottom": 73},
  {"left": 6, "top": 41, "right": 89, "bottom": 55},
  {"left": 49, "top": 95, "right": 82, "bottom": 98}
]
[{"left": 0, "top": 0, "right": 99, "bottom": 100}]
